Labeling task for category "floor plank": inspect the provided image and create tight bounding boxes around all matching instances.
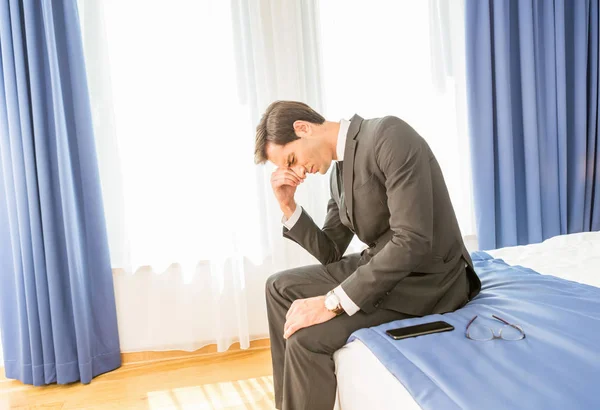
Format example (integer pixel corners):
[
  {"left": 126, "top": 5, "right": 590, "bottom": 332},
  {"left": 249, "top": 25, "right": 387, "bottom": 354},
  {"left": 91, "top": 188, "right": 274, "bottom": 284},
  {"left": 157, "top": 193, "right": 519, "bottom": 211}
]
[{"left": 0, "top": 349, "right": 274, "bottom": 410}]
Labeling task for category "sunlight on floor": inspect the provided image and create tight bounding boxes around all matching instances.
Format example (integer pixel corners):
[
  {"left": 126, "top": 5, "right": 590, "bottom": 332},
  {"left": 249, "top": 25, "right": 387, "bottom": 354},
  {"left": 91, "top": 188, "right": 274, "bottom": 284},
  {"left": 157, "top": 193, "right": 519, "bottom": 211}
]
[{"left": 147, "top": 376, "right": 275, "bottom": 410}]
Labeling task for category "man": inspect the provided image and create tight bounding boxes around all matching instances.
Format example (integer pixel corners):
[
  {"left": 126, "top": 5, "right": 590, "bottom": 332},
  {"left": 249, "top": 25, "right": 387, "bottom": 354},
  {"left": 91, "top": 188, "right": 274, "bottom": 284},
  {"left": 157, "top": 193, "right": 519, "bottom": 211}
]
[{"left": 255, "top": 100, "right": 481, "bottom": 410}]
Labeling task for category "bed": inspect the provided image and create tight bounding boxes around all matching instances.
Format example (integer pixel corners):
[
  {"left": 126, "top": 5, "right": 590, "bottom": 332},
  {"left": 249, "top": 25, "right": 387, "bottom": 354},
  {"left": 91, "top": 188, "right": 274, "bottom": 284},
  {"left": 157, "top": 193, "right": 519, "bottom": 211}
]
[{"left": 333, "top": 231, "right": 600, "bottom": 410}]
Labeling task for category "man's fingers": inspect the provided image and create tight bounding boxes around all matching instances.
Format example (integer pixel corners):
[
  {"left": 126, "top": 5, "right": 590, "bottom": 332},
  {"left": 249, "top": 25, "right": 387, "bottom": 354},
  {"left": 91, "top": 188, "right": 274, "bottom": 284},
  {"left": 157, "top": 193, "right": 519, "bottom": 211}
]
[
  {"left": 286, "top": 299, "right": 305, "bottom": 320},
  {"left": 284, "top": 320, "right": 304, "bottom": 339},
  {"left": 273, "top": 176, "right": 300, "bottom": 188},
  {"left": 283, "top": 319, "right": 292, "bottom": 337},
  {"left": 286, "top": 303, "right": 297, "bottom": 321},
  {"left": 287, "top": 169, "right": 305, "bottom": 181},
  {"left": 271, "top": 173, "right": 293, "bottom": 184},
  {"left": 273, "top": 169, "right": 304, "bottom": 184},
  {"left": 284, "top": 308, "right": 299, "bottom": 335},
  {"left": 280, "top": 176, "right": 300, "bottom": 186},
  {"left": 284, "top": 323, "right": 295, "bottom": 339},
  {"left": 284, "top": 302, "right": 306, "bottom": 338},
  {"left": 281, "top": 172, "right": 302, "bottom": 185}
]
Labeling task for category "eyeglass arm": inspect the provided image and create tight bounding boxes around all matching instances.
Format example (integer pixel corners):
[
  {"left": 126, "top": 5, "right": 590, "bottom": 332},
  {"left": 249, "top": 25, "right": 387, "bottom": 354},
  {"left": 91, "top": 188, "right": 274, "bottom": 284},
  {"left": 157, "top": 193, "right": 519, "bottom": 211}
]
[{"left": 492, "top": 314, "right": 525, "bottom": 337}]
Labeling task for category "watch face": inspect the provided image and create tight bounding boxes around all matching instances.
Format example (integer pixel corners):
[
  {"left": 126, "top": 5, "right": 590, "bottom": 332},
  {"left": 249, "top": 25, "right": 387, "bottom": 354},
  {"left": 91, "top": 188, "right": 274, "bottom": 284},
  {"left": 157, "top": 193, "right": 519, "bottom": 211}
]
[{"left": 325, "top": 294, "right": 339, "bottom": 310}]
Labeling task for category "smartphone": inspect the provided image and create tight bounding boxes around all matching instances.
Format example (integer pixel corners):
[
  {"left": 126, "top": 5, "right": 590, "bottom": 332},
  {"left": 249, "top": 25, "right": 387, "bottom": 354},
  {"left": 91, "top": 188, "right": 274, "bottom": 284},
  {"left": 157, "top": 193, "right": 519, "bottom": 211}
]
[{"left": 385, "top": 321, "right": 454, "bottom": 340}]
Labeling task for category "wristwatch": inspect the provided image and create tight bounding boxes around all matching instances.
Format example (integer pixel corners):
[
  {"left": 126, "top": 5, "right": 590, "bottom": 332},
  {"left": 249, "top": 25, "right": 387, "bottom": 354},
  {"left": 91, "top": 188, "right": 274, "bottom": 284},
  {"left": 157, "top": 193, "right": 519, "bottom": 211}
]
[{"left": 325, "top": 290, "right": 344, "bottom": 315}]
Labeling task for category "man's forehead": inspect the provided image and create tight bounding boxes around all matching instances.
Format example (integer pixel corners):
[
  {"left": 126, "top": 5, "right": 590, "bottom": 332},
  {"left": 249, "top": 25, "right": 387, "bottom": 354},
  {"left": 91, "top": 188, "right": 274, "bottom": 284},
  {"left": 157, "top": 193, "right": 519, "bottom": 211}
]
[{"left": 266, "top": 142, "right": 291, "bottom": 167}]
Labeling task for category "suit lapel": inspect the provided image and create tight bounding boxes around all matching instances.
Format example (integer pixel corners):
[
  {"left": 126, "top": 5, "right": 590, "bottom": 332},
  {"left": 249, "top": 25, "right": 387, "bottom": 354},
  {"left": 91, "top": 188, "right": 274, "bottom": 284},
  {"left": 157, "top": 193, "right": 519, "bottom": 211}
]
[{"left": 342, "top": 114, "right": 363, "bottom": 229}]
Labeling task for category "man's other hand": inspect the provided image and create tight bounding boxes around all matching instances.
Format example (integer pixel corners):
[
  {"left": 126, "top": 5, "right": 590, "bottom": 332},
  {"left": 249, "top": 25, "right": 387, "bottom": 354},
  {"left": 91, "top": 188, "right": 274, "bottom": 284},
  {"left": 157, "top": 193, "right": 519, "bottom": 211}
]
[
  {"left": 271, "top": 167, "right": 304, "bottom": 218},
  {"left": 283, "top": 296, "right": 336, "bottom": 339}
]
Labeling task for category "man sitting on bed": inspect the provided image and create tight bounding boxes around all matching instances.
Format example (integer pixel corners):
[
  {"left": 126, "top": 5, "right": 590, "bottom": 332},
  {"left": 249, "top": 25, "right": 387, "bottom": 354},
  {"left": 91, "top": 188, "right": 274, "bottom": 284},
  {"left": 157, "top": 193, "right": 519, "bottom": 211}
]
[{"left": 255, "top": 100, "right": 481, "bottom": 410}]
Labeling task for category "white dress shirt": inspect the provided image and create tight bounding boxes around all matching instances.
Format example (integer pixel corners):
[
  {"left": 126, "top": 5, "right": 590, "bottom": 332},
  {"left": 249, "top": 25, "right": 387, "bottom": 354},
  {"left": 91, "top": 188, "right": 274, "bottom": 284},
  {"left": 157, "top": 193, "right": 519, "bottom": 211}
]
[{"left": 281, "top": 119, "right": 360, "bottom": 316}]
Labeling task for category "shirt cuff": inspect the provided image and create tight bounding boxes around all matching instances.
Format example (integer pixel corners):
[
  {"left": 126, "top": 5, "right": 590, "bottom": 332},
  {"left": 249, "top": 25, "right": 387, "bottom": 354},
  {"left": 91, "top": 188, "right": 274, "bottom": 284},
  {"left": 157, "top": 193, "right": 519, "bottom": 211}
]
[
  {"left": 282, "top": 204, "right": 302, "bottom": 229},
  {"left": 334, "top": 285, "right": 360, "bottom": 316}
]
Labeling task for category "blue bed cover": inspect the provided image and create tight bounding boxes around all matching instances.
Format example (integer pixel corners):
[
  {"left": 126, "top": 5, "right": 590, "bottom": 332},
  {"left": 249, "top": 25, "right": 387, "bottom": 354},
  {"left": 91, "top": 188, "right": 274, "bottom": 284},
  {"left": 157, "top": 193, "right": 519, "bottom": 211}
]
[{"left": 348, "top": 252, "right": 600, "bottom": 409}]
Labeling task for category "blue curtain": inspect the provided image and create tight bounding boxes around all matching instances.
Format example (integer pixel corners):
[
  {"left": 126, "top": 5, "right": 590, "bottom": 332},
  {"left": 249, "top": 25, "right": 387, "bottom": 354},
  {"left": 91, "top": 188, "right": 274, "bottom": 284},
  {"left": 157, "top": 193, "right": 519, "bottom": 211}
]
[
  {"left": 465, "top": 0, "right": 600, "bottom": 250},
  {"left": 0, "top": 0, "right": 121, "bottom": 385}
]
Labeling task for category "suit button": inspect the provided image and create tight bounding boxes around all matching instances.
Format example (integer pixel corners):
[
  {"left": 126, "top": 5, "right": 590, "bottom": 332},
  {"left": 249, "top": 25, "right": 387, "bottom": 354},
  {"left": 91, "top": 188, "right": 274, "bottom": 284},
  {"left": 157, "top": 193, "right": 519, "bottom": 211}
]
[
  {"left": 369, "top": 243, "right": 376, "bottom": 248},
  {"left": 386, "top": 291, "right": 391, "bottom": 295}
]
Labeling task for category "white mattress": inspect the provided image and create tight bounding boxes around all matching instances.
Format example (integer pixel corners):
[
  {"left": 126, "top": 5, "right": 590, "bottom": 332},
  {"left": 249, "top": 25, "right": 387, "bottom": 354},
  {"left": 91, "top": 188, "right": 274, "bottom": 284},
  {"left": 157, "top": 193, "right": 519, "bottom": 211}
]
[{"left": 333, "top": 231, "right": 600, "bottom": 410}]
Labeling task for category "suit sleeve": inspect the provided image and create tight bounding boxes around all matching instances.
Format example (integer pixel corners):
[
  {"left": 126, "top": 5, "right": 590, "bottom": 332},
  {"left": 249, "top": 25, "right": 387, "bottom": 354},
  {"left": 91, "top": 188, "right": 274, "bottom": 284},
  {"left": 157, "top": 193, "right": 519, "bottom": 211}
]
[
  {"left": 283, "top": 176, "right": 355, "bottom": 265},
  {"left": 340, "top": 121, "right": 434, "bottom": 313}
]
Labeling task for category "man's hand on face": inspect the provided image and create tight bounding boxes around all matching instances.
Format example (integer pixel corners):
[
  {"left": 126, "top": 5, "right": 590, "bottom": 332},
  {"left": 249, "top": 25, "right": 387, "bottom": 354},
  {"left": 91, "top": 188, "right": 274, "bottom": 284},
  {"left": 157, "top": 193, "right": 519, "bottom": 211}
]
[
  {"left": 271, "top": 167, "right": 305, "bottom": 218},
  {"left": 283, "top": 296, "right": 336, "bottom": 339}
]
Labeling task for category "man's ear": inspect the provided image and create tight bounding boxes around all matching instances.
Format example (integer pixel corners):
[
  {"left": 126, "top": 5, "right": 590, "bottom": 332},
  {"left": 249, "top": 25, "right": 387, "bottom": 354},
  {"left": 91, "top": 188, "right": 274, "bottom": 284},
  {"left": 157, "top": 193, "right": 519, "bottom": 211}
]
[{"left": 293, "top": 120, "right": 310, "bottom": 138}]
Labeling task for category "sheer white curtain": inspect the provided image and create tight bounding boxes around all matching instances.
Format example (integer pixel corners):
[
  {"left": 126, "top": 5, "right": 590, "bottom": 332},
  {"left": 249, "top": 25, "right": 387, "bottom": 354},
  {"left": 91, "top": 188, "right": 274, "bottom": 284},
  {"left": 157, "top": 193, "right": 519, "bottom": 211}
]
[
  {"left": 77, "top": 0, "right": 332, "bottom": 353},
  {"left": 69, "top": 0, "right": 476, "bottom": 355},
  {"left": 318, "top": 0, "right": 477, "bottom": 249}
]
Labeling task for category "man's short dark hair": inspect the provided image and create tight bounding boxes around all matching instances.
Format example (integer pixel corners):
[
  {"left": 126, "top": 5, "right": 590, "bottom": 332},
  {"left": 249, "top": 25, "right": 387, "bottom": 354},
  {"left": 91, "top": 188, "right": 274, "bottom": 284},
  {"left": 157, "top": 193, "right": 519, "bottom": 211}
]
[{"left": 254, "top": 100, "right": 326, "bottom": 164}]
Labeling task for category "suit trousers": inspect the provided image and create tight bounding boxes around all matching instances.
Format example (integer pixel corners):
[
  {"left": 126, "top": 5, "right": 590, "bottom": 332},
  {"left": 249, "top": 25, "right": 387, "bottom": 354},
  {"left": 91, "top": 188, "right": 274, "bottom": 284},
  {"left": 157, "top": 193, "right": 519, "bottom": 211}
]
[{"left": 266, "top": 254, "right": 412, "bottom": 410}]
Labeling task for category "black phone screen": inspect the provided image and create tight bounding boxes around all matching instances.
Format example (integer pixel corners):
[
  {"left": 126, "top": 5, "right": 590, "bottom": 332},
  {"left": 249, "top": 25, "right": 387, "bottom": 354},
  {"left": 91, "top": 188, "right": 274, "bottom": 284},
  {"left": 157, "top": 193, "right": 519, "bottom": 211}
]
[{"left": 385, "top": 321, "right": 454, "bottom": 340}]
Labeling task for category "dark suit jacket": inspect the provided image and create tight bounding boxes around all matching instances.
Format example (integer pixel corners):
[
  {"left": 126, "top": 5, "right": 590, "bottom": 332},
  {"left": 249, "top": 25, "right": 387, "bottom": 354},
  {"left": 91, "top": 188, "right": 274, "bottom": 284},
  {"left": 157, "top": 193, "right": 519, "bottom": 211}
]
[{"left": 283, "top": 115, "right": 481, "bottom": 316}]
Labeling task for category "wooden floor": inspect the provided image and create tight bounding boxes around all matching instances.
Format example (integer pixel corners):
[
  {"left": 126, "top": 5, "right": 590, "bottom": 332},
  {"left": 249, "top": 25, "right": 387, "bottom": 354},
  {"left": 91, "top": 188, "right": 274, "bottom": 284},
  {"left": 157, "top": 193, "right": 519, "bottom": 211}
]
[{"left": 0, "top": 348, "right": 274, "bottom": 410}]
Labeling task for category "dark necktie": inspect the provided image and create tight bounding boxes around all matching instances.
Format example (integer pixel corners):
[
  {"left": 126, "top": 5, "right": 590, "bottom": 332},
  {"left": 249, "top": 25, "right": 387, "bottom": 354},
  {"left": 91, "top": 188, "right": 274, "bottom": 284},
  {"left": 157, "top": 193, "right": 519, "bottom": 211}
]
[{"left": 336, "top": 161, "right": 351, "bottom": 222}]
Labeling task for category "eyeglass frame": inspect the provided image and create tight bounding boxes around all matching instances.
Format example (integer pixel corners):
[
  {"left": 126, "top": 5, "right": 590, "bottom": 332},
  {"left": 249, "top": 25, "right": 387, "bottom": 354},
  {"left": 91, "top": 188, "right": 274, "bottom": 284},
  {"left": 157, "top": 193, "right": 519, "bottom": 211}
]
[{"left": 465, "top": 314, "right": 526, "bottom": 341}]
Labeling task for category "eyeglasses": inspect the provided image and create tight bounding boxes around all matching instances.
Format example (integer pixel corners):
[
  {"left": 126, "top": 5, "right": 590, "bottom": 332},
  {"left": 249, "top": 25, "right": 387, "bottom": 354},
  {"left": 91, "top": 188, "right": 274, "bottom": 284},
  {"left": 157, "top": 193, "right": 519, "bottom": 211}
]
[{"left": 465, "top": 315, "right": 525, "bottom": 341}]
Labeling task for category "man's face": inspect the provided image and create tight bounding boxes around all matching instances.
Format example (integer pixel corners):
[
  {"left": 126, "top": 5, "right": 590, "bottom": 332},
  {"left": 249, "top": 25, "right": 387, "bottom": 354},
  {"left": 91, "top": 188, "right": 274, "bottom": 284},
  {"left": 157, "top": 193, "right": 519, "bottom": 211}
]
[
  {"left": 265, "top": 120, "right": 333, "bottom": 177},
  {"left": 266, "top": 137, "right": 332, "bottom": 178}
]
